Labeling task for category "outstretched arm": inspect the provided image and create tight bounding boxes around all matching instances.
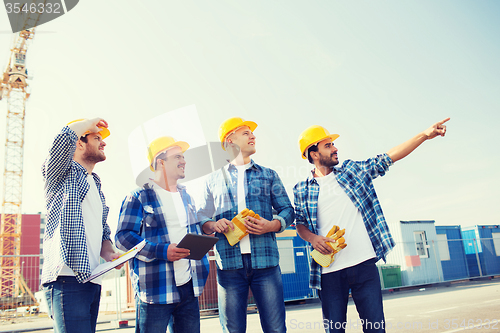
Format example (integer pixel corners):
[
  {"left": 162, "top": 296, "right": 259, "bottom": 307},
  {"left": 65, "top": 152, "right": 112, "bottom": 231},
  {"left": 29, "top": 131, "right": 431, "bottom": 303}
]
[{"left": 387, "top": 118, "right": 450, "bottom": 163}]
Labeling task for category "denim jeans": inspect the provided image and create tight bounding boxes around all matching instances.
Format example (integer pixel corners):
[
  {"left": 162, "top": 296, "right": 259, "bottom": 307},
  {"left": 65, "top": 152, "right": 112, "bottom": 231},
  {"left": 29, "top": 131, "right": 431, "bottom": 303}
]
[
  {"left": 43, "top": 276, "right": 101, "bottom": 333},
  {"left": 135, "top": 279, "right": 200, "bottom": 333},
  {"left": 217, "top": 254, "right": 286, "bottom": 333},
  {"left": 319, "top": 258, "right": 385, "bottom": 333}
]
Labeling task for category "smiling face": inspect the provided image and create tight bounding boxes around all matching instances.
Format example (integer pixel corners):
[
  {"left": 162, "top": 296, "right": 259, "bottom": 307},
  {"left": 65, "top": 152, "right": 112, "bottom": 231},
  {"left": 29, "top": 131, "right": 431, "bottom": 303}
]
[
  {"left": 226, "top": 126, "right": 256, "bottom": 158},
  {"left": 313, "top": 138, "right": 339, "bottom": 168},
  {"left": 81, "top": 133, "right": 106, "bottom": 164},
  {"left": 156, "top": 146, "right": 186, "bottom": 181}
]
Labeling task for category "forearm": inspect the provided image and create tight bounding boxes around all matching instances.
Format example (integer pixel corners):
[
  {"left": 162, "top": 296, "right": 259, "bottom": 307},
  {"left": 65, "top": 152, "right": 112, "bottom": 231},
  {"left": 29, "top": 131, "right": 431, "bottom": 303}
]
[
  {"left": 387, "top": 117, "right": 449, "bottom": 163},
  {"left": 202, "top": 220, "right": 216, "bottom": 234},
  {"left": 267, "top": 219, "right": 282, "bottom": 233},
  {"left": 296, "top": 224, "right": 317, "bottom": 243},
  {"left": 387, "top": 132, "right": 428, "bottom": 163},
  {"left": 100, "top": 240, "right": 117, "bottom": 261}
]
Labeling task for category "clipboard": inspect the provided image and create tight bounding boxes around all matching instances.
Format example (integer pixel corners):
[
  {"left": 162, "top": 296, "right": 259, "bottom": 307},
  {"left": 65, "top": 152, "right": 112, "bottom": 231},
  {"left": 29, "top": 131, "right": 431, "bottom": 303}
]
[
  {"left": 177, "top": 234, "right": 218, "bottom": 260},
  {"left": 83, "top": 240, "right": 146, "bottom": 283}
]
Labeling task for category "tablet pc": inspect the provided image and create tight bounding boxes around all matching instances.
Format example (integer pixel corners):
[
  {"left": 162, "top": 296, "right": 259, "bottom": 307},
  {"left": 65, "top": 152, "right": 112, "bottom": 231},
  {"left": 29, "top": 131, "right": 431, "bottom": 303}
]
[{"left": 177, "top": 233, "right": 218, "bottom": 260}]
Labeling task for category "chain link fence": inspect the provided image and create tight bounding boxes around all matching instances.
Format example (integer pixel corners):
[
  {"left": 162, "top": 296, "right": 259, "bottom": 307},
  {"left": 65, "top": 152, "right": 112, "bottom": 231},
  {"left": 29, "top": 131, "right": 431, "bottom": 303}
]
[{"left": 1, "top": 237, "right": 499, "bottom": 324}]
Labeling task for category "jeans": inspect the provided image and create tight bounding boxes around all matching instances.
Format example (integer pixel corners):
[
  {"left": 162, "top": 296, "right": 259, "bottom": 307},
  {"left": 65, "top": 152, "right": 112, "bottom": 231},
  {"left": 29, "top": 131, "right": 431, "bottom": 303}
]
[
  {"left": 43, "top": 276, "right": 101, "bottom": 333},
  {"left": 217, "top": 254, "right": 286, "bottom": 333},
  {"left": 135, "top": 279, "right": 200, "bottom": 333},
  {"left": 319, "top": 258, "right": 385, "bottom": 333}
]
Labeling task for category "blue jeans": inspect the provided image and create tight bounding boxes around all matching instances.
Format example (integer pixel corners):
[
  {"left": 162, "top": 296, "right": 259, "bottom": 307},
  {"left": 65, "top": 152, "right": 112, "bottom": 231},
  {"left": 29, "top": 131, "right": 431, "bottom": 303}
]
[
  {"left": 319, "top": 258, "right": 385, "bottom": 333},
  {"left": 43, "top": 276, "right": 101, "bottom": 333},
  {"left": 135, "top": 279, "right": 200, "bottom": 333},
  {"left": 217, "top": 254, "right": 286, "bottom": 333}
]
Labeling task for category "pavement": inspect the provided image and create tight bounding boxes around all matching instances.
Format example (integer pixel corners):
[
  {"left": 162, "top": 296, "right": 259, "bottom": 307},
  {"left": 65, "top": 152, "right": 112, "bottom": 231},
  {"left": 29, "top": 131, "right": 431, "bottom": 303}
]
[{"left": 1, "top": 277, "right": 499, "bottom": 333}]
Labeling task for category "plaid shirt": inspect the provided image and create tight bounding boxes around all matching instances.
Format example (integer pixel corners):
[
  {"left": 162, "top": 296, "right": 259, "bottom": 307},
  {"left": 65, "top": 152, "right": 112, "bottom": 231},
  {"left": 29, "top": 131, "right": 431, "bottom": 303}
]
[
  {"left": 197, "top": 160, "right": 295, "bottom": 270},
  {"left": 115, "top": 183, "right": 209, "bottom": 304},
  {"left": 293, "top": 153, "right": 395, "bottom": 290},
  {"left": 41, "top": 126, "right": 111, "bottom": 284}
]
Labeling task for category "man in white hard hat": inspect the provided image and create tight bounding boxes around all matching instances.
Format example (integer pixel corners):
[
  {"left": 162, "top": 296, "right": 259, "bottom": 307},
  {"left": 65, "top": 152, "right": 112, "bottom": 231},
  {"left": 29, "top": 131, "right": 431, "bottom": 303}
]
[
  {"left": 197, "top": 117, "right": 295, "bottom": 333},
  {"left": 41, "top": 118, "right": 121, "bottom": 333},
  {"left": 294, "top": 118, "right": 450, "bottom": 333},
  {"left": 115, "top": 136, "right": 210, "bottom": 333}
]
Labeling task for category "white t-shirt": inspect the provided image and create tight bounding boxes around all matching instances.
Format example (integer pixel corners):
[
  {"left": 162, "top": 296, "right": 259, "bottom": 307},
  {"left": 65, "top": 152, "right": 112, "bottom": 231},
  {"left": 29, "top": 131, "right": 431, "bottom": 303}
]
[
  {"left": 59, "top": 175, "right": 104, "bottom": 285},
  {"left": 154, "top": 185, "right": 191, "bottom": 286},
  {"left": 315, "top": 172, "right": 376, "bottom": 274},
  {"left": 234, "top": 162, "right": 253, "bottom": 254}
]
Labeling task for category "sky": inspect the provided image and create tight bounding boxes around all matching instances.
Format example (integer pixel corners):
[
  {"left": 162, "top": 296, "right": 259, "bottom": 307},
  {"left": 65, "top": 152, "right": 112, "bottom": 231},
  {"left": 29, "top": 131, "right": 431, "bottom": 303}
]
[{"left": 0, "top": 0, "right": 499, "bottom": 238}]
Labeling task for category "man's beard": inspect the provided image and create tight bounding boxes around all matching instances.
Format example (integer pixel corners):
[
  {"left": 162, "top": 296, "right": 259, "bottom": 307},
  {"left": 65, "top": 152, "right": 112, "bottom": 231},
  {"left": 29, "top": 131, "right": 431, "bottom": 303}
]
[
  {"left": 318, "top": 152, "right": 338, "bottom": 168},
  {"left": 83, "top": 148, "right": 106, "bottom": 164}
]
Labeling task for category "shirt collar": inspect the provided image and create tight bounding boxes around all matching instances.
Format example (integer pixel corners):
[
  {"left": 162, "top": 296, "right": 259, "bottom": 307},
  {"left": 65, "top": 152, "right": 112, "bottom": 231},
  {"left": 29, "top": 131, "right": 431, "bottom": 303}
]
[
  {"left": 73, "top": 160, "right": 101, "bottom": 184},
  {"left": 226, "top": 159, "right": 260, "bottom": 172},
  {"left": 147, "top": 179, "right": 186, "bottom": 193},
  {"left": 306, "top": 166, "right": 337, "bottom": 184}
]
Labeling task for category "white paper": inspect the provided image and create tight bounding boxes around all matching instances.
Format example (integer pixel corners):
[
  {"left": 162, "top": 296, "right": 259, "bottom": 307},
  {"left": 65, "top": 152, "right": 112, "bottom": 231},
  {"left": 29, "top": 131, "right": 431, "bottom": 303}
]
[{"left": 83, "top": 240, "right": 146, "bottom": 283}]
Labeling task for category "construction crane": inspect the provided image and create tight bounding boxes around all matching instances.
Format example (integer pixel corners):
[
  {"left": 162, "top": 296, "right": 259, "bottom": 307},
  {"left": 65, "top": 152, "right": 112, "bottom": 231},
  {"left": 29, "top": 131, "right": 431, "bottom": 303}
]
[{"left": 0, "top": 27, "right": 37, "bottom": 308}]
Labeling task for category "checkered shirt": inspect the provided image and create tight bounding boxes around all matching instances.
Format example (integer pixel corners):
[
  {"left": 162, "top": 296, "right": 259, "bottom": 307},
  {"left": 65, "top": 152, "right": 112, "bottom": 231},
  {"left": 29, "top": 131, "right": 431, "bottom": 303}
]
[
  {"left": 115, "top": 183, "right": 210, "bottom": 304},
  {"left": 293, "top": 153, "right": 396, "bottom": 290},
  {"left": 41, "top": 126, "right": 111, "bottom": 284},
  {"left": 197, "top": 160, "right": 295, "bottom": 270}
]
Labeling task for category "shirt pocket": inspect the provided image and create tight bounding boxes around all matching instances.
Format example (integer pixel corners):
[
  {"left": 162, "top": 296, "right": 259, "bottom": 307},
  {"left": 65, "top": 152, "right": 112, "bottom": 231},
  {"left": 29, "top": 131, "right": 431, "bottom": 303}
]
[
  {"left": 142, "top": 206, "right": 157, "bottom": 230},
  {"left": 352, "top": 181, "right": 369, "bottom": 200},
  {"left": 248, "top": 176, "right": 272, "bottom": 200},
  {"left": 340, "top": 172, "right": 369, "bottom": 201}
]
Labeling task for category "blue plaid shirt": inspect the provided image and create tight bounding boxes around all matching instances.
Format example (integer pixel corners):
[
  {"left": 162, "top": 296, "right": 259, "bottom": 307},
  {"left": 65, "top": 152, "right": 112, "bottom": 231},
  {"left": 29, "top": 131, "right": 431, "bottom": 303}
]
[
  {"left": 197, "top": 160, "right": 295, "bottom": 270},
  {"left": 115, "top": 183, "right": 209, "bottom": 304},
  {"left": 293, "top": 154, "right": 395, "bottom": 290},
  {"left": 41, "top": 126, "right": 111, "bottom": 284}
]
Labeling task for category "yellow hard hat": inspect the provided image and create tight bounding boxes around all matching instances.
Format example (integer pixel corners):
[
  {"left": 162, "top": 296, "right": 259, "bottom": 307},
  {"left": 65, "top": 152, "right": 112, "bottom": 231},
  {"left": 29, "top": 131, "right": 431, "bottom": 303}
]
[
  {"left": 218, "top": 117, "right": 258, "bottom": 150},
  {"left": 147, "top": 136, "right": 190, "bottom": 171},
  {"left": 298, "top": 125, "right": 339, "bottom": 159},
  {"left": 67, "top": 119, "right": 110, "bottom": 139}
]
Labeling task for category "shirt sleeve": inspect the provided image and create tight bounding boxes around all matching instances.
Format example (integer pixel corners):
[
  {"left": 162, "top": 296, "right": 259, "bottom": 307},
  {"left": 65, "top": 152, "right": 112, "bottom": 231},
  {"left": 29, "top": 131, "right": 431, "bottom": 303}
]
[
  {"left": 196, "top": 177, "right": 216, "bottom": 233},
  {"left": 41, "top": 126, "right": 78, "bottom": 185},
  {"left": 115, "top": 193, "right": 171, "bottom": 262},
  {"left": 293, "top": 182, "right": 309, "bottom": 227},
  {"left": 270, "top": 170, "right": 295, "bottom": 232},
  {"left": 354, "top": 153, "right": 394, "bottom": 180},
  {"left": 102, "top": 206, "right": 112, "bottom": 242}
]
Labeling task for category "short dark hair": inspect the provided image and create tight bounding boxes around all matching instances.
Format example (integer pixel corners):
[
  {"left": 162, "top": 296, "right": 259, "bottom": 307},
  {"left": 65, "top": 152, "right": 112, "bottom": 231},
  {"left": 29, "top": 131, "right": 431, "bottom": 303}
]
[
  {"left": 79, "top": 135, "right": 88, "bottom": 143},
  {"left": 307, "top": 144, "right": 318, "bottom": 164},
  {"left": 153, "top": 151, "right": 168, "bottom": 170}
]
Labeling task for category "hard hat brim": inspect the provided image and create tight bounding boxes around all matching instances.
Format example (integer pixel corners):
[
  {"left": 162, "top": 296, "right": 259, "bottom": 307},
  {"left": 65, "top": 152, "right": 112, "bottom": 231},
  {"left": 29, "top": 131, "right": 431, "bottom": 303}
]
[
  {"left": 148, "top": 141, "right": 190, "bottom": 171},
  {"left": 97, "top": 127, "right": 110, "bottom": 140},
  {"left": 67, "top": 119, "right": 111, "bottom": 139},
  {"left": 220, "top": 120, "right": 258, "bottom": 150},
  {"left": 301, "top": 134, "right": 339, "bottom": 159}
]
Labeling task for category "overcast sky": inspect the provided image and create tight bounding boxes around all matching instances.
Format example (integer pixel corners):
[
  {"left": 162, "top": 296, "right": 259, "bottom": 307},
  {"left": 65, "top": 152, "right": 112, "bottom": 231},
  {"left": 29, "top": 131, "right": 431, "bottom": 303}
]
[{"left": 0, "top": 0, "right": 499, "bottom": 237}]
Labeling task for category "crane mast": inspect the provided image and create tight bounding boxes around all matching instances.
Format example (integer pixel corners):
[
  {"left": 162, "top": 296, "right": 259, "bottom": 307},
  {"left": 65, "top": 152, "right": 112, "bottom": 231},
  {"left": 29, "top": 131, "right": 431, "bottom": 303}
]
[{"left": 0, "top": 29, "right": 35, "bottom": 305}]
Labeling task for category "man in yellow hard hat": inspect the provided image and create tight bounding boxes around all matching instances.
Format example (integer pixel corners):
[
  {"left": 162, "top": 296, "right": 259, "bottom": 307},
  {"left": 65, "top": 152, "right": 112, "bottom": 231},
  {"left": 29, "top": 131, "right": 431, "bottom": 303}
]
[
  {"left": 115, "top": 136, "right": 209, "bottom": 333},
  {"left": 41, "top": 118, "right": 121, "bottom": 333},
  {"left": 294, "top": 118, "right": 450, "bottom": 333},
  {"left": 197, "top": 117, "right": 294, "bottom": 333}
]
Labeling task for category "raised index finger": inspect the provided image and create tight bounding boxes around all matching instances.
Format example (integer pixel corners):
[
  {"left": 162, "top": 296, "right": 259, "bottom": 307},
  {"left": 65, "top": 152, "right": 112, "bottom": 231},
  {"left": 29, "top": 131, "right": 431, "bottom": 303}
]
[{"left": 438, "top": 117, "right": 451, "bottom": 125}]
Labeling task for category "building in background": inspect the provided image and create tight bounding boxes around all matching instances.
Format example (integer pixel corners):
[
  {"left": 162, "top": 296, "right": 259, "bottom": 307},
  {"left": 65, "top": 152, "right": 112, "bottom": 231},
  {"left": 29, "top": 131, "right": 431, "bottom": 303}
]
[
  {"left": 435, "top": 225, "right": 469, "bottom": 281},
  {"left": 462, "top": 225, "right": 500, "bottom": 277},
  {"left": 384, "top": 220, "right": 443, "bottom": 287},
  {"left": 0, "top": 213, "right": 42, "bottom": 295}
]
